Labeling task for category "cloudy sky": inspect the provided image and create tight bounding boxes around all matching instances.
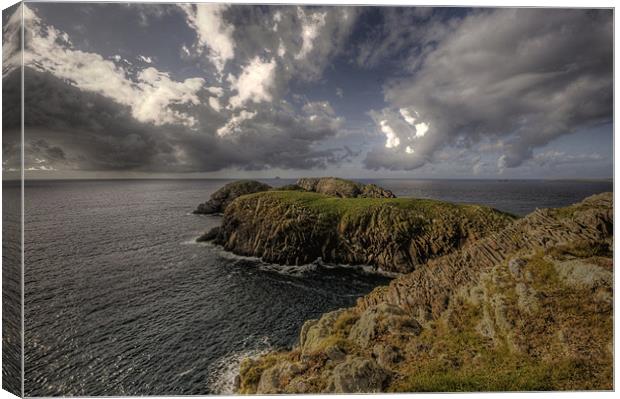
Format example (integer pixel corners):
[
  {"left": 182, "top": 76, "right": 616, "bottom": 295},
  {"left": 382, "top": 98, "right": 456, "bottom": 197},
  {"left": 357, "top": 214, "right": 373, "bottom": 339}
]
[{"left": 2, "top": 2, "right": 613, "bottom": 179}]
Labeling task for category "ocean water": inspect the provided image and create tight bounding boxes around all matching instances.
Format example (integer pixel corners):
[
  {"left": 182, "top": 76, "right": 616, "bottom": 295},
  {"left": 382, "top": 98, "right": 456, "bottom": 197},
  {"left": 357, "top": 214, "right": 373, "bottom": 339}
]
[{"left": 10, "top": 178, "right": 612, "bottom": 395}]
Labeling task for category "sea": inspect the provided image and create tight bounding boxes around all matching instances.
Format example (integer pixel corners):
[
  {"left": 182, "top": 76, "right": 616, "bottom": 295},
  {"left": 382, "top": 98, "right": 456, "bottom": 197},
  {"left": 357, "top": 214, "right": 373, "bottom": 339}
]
[{"left": 1, "top": 178, "right": 612, "bottom": 395}]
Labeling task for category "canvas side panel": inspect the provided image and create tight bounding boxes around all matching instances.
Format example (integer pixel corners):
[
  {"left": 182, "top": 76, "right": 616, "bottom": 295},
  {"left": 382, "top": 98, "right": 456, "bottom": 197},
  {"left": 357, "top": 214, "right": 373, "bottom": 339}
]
[{"left": 2, "top": 2, "right": 24, "bottom": 397}]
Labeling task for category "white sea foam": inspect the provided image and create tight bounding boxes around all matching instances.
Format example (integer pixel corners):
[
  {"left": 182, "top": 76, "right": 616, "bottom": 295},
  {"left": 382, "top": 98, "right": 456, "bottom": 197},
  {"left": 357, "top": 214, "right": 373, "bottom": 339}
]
[
  {"left": 258, "top": 257, "right": 400, "bottom": 278},
  {"left": 207, "top": 337, "right": 273, "bottom": 394},
  {"left": 182, "top": 240, "right": 400, "bottom": 278},
  {"left": 180, "top": 236, "right": 218, "bottom": 246}
]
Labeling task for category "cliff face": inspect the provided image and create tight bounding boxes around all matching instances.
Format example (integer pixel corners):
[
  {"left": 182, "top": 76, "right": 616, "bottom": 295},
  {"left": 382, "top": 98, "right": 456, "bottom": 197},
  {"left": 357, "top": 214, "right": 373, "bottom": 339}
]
[
  {"left": 237, "top": 193, "right": 613, "bottom": 393},
  {"left": 205, "top": 191, "right": 515, "bottom": 273},
  {"left": 193, "top": 180, "right": 271, "bottom": 214},
  {"left": 296, "top": 177, "right": 396, "bottom": 198}
]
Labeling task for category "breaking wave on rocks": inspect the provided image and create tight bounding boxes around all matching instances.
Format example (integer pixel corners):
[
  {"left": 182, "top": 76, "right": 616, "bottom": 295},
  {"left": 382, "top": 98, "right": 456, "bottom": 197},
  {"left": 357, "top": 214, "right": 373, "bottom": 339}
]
[{"left": 207, "top": 337, "right": 273, "bottom": 394}]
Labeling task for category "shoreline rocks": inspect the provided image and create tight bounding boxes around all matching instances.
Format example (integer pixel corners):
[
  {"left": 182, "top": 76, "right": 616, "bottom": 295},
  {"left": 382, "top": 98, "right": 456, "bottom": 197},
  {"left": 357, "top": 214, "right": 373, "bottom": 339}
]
[{"left": 236, "top": 192, "right": 613, "bottom": 393}]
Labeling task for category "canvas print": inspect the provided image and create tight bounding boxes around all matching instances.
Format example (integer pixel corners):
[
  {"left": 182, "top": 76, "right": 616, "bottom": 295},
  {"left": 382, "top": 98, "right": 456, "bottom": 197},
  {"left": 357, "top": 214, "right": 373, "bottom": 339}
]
[{"left": 1, "top": 1, "right": 614, "bottom": 396}]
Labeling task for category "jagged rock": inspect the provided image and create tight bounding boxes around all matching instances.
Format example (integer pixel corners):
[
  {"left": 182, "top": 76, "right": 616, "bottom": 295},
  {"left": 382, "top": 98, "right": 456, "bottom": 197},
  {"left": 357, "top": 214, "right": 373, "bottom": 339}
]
[
  {"left": 193, "top": 180, "right": 271, "bottom": 214},
  {"left": 552, "top": 258, "right": 612, "bottom": 290},
  {"left": 328, "top": 357, "right": 390, "bottom": 393},
  {"left": 358, "top": 192, "right": 613, "bottom": 319},
  {"left": 296, "top": 177, "right": 396, "bottom": 198},
  {"left": 237, "top": 192, "right": 613, "bottom": 393},
  {"left": 349, "top": 303, "right": 421, "bottom": 347},
  {"left": 210, "top": 191, "right": 515, "bottom": 273},
  {"left": 360, "top": 183, "right": 396, "bottom": 198},
  {"left": 299, "top": 309, "right": 347, "bottom": 354},
  {"left": 256, "top": 362, "right": 305, "bottom": 394},
  {"left": 196, "top": 226, "right": 220, "bottom": 242}
]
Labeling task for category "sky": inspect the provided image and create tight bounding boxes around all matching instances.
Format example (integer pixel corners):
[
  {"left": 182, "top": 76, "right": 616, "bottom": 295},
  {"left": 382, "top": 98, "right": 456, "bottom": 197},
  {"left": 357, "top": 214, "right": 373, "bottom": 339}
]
[{"left": 1, "top": 2, "right": 614, "bottom": 179}]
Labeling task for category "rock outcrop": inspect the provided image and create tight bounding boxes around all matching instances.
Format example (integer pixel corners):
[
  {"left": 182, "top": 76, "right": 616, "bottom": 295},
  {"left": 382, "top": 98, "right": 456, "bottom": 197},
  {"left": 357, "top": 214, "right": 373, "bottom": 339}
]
[
  {"left": 193, "top": 180, "right": 271, "bottom": 214},
  {"left": 194, "top": 178, "right": 392, "bottom": 215},
  {"left": 203, "top": 191, "right": 515, "bottom": 273},
  {"left": 297, "top": 177, "right": 396, "bottom": 198},
  {"left": 237, "top": 192, "right": 613, "bottom": 393}
]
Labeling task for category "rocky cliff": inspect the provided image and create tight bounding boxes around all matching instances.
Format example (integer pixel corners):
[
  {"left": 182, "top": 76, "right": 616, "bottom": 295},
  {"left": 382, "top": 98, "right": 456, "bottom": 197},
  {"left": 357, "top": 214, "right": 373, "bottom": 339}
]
[
  {"left": 237, "top": 192, "right": 613, "bottom": 393},
  {"left": 193, "top": 180, "right": 272, "bottom": 214},
  {"left": 296, "top": 177, "right": 396, "bottom": 198},
  {"left": 201, "top": 191, "right": 515, "bottom": 273}
]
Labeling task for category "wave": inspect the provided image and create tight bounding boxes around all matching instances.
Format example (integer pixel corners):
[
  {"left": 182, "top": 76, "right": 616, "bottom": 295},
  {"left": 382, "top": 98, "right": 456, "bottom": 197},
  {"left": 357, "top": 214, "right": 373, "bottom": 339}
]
[
  {"left": 206, "top": 337, "right": 273, "bottom": 395},
  {"left": 183, "top": 239, "right": 400, "bottom": 278},
  {"left": 259, "top": 258, "right": 400, "bottom": 278}
]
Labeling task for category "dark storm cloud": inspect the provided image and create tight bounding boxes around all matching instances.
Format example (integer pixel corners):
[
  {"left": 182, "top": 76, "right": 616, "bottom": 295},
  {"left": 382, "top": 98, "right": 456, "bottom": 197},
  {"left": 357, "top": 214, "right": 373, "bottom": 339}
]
[
  {"left": 2, "top": 4, "right": 354, "bottom": 174},
  {"left": 3, "top": 4, "right": 613, "bottom": 177},
  {"left": 12, "top": 67, "right": 350, "bottom": 173},
  {"left": 15, "top": 68, "right": 177, "bottom": 171},
  {"left": 363, "top": 8, "right": 613, "bottom": 171},
  {"left": 354, "top": 6, "right": 454, "bottom": 70}
]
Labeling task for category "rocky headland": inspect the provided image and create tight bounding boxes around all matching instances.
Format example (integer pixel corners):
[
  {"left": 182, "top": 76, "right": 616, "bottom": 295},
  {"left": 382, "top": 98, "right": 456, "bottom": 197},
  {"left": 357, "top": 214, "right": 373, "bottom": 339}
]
[
  {"left": 236, "top": 192, "right": 613, "bottom": 393},
  {"left": 194, "top": 180, "right": 272, "bottom": 214},
  {"left": 198, "top": 183, "right": 515, "bottom": 273},
  {"left": 193, "top": 177, "right": 395, "bottom": 215}
]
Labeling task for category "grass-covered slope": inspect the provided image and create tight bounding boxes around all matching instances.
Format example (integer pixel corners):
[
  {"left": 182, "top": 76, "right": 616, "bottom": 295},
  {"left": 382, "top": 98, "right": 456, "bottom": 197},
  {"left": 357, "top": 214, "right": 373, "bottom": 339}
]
[
  {"left": 194, "top": 177, "right": 394, "bottom": 215},
  {"left": 237, "top": 192, "right": 613, "bottom": 393},
  {"left": 204, "top": 190, "right": 515, "bottom": 273}
]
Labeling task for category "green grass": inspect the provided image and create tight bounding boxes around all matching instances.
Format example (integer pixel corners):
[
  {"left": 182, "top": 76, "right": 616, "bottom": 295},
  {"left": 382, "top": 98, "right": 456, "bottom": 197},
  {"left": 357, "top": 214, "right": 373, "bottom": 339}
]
[
  {"left": 393, "top": 354, "right": 597, "bottom": 392},
  {"left": 548, "top": 241, "right": 612, "bottom": 259},
  {"left": 526, "top": 253, "right": 562, "bottom": 289},
  {"left": 242, "top": 190, "right": 514, "bottom": 220}
]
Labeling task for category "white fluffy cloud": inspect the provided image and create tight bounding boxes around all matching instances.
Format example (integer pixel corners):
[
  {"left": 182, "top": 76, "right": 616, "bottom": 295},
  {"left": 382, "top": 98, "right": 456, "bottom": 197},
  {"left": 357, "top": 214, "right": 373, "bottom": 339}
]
[
  {"left": 179, "top": 3, "right": 235, "bottom": 75},
  {"left": 208, "top": 97, "right": 222, "bottom": 112},
  {"left": 216, "top": 110, "right": 257, "bottom": 137},
  {"left": 2, "top": 3, "right": 24, "bottom": 78},
  {"left": 138, "top": 55, "right": 153, "bottom": 63},
  {"left": 369, "top": 108, "right": 431, "bottom": 155},
  {"left": 133, "top": 68, "right": 204, "bottom": 127},
  {"left": 295, "top": 7, "right": 327, "bottom": 60},
  {"left": 227, "top": 56, "right": 277, "bottom": 109},
  {"left": 20, "top": 5, "right": 205, "bottom": 127}
]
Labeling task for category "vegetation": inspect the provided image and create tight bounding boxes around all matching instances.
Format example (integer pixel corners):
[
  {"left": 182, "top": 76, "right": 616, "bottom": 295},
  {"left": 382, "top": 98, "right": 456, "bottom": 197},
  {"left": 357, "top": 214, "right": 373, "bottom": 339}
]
[
  {"left": 236, "top": 193, "right": 613, "bottom": 393},
  {"left": 244, "top": 190, "right": 515, "bottom": 220},
  {"left": 209, "top": 190, "right": 515, "bottom": 273}
]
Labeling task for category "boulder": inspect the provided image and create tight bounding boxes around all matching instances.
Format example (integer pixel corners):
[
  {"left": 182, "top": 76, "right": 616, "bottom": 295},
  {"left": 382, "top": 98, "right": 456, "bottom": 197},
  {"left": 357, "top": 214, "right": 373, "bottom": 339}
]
[
  {"left": 349, "top": 303, "right": 421, "bottom": 347},
  {"left": 328, "top": 357, "right": 390, "bottom": 393},
  {"left": 299, "top": 309, "right": 347, "bottom": 354},
  {"left": 196, "top": 226, "right": 220, "bottom": 242}
]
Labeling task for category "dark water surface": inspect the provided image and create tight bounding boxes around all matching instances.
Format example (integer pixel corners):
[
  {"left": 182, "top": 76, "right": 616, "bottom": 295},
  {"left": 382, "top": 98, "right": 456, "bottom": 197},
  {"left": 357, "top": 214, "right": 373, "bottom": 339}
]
[{"left": 19, "top": 178, "right": 611, "bottom": 395}]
